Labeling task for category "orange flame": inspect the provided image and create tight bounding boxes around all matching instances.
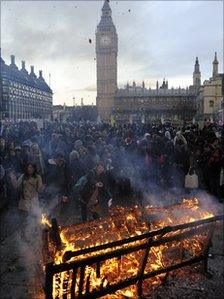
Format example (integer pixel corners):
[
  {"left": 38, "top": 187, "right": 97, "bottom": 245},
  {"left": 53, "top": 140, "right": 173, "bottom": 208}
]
[{"left": 45, "top": 198, "right": 214, "bottom": 298}]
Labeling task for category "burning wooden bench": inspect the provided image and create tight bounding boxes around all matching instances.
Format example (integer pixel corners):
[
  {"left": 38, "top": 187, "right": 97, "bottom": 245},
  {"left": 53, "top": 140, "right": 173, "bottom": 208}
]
[{"left": 41, "top": 198, "right": 224, "bottom": 299}]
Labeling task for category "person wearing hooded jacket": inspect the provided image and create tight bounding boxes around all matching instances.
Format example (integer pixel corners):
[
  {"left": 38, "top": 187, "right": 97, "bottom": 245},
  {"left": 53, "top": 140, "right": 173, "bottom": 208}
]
[
  {"left": 174, "top": 131, "right": 188, "bottom": 149},
  {"left": 74, "top": 162, "right": 112, "bottom": 222}
]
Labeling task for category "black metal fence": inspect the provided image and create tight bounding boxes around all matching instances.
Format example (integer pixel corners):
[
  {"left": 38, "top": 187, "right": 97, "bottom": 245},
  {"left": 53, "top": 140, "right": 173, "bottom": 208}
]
[{"left": 44, "top": 215, "right": 223, "bottom": 299}]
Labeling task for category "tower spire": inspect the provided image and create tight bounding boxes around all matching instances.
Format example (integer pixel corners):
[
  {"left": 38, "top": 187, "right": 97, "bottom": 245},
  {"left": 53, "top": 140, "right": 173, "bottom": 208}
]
[
  {"left": 194, "top": 57, "right": 200, "bottom": 73},
  {"left": 98, "top": 0, "right": 114, "bottom": 29},
  {"left": 102, "top": 0, "right": 111, "bottom": 15},
  {"left": 193, "top": 57, "right": 201, "bottom": 87},
  {"left": 212, "top": 51, "right": 218, "bottom": 78},
  {"left": 96, "top": 0, "right": 118, "bottom": 120}
]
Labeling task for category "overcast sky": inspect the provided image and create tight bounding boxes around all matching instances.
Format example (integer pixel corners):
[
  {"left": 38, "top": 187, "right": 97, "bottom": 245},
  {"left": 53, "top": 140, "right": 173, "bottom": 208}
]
[{"left": 1, "top": 0, "right": 223, "bottom": 106}]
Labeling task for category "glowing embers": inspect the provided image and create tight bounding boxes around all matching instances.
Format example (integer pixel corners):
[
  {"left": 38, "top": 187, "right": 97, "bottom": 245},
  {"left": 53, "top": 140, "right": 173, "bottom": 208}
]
[{"left": 43, "top": 199, "right": 221, "bottom": 299}]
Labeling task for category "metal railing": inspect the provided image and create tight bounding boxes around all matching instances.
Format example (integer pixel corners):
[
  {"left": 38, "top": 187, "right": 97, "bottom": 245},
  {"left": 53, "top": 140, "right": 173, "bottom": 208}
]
[{"left": 44, "top": 215, "right": 223, "bottom": 299}]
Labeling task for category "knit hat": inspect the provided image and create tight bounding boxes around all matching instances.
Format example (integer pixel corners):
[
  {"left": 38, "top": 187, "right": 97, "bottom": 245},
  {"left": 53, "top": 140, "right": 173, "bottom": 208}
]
[
  {"left": 15, "top": 146, "right": 22, "bottom": 151},
  {"left": 69, "top": 150, "right": 79, "bottom": 162},
  {"left": 22, "top": 140, "right": 33, "bottom": 148},
  {"left": 74, "top": 140, "right": 83, "bottom": 150}
]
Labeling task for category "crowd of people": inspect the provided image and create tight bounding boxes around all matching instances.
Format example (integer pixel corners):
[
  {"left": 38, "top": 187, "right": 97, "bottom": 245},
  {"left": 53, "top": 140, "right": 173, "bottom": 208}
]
[{"left": 0, "top": 119, "right": 223, "bottom": 226}]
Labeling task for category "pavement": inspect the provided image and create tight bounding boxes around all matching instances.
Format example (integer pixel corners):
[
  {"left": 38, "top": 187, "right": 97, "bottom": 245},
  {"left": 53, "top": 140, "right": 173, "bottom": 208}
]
[{"left": 0, "top": 200, "right": 80, "bottom": 299}]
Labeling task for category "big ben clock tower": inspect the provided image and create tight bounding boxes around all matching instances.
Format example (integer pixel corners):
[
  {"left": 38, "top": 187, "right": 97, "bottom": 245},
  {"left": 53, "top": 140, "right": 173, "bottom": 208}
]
[{"left": 96, "top": 0, "right": 118, "bottom": 120}]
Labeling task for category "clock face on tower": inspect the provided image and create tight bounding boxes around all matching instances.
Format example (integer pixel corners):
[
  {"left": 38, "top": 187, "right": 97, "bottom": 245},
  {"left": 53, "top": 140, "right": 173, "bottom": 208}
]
[{"left": 100, "top": 36, "right": 111, "bottom": 47}]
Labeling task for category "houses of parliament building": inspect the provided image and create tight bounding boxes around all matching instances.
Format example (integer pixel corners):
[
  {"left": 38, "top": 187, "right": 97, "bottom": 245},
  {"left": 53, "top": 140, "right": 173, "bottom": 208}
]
[
  {"left": 95, "top": 0, "right": 218, "bottom": 122},
  {"left": 0, "top": 51, "right": 52, "bottom": 120}
]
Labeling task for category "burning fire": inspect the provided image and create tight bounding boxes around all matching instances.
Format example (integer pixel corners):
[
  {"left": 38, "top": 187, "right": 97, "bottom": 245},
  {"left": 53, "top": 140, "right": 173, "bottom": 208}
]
[
  {"left": 43, "top": 198, "right": 215, "bottom": 298},
  {"left": 41, "top": 214, "right": 52, "bottom": 228}
]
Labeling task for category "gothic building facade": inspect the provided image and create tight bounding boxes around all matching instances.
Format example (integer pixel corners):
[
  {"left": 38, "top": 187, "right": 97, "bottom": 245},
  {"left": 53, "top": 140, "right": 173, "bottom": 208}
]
[
  {"left": 196, "top": 52, "right": 224, "bottom": 121},
  {"left": 0, "top": 53, "right": 53, "bottom": 120},
  {"left": 96, "top": 1, "right": 198, "bottom": 122},
  {"left": 96, "top": 0, "right": 118, "bottom": 119}
]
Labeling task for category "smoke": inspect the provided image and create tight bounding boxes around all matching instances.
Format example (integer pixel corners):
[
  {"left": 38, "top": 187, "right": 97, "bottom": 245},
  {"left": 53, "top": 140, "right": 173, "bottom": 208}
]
[
  {"left": 2, "top": 120, "right": 223, "bottom": 299},
  {"left": 143, "top": 187, "right": 223, "bottom": 217},
  {"left": 187, "top": 189, "right": 223, "bottom": 215},
  {"left": 6, "top": 191, "right": 63, "bottom": 297}
]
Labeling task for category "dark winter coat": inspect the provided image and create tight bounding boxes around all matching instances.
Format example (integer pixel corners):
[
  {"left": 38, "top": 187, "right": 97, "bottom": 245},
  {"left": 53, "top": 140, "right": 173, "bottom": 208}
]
[{"left": 46, "top": 159, "right": 68, "bottom": 196}]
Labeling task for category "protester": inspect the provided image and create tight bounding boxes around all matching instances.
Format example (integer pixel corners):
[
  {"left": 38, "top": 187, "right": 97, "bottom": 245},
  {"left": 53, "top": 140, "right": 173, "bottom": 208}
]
[
  {"left": 69, "top": 150, "right": 86, "bottom": 185},
  {"left": 46, "top": 152, "right": 69, "bottom": 202},
  {"left": 29, "top": 143, "right": 45, "bottom": 176},
  {"left": 75, "top": 162, "right": 112, "bottom": 221},
  {"left": 0, "top": 119, "right": 223, "bottom": 223},
  {"left": 0, "top": 137, "right": 7, "bottom": 161},
  {"left": 0, "top": 160, "right": 6, "bottom": 208},
  {"left": 9, "top": 163, "right": 44, "bottom": 241}
]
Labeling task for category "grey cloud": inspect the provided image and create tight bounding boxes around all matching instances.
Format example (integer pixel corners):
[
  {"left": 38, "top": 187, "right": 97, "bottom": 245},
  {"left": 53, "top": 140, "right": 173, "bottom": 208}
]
[
  {"left": 83, "top": 85, "right": 97, "bottom": 92},
  {"left": 1, "top": 0, "right": 223, "bottom": 105},
  {"left": 2, "top": 1, "right": 100, "bottom": 62},
  {"left": 115, "top": 1, "right": 223, "bottom": 82},
  {"left": 70, "top": 85, "right": 97, "bottom": 92}
]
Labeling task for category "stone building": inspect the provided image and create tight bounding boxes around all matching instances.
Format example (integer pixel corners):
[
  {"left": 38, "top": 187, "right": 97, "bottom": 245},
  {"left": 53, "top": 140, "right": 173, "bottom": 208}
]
[
  {"left": 96, "top": 0, "right": 118, "bottom": 120},
  {"left": 96, "top": 0, "right": 197, "bottom": 122},
  {"left": 0, "top": 53, "right": 53, "bottom": 120},
  {"left": 218, "top": 97, "right": 224, "bottom": 124},
  {"left": 196, "top": 52, "right": 224, "bottom": 121},
  {"left": 53, "top": 105, "right": 97, "bottom": 122},
  {"left": 114, "top": 82, "right": 196, "bottom": 122}
]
